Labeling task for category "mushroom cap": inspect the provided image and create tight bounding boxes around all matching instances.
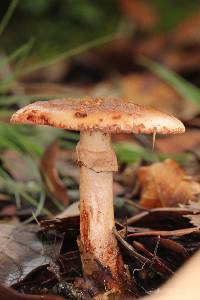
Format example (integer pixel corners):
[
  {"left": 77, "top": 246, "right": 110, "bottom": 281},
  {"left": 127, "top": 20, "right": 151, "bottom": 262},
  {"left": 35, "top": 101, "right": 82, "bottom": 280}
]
[{"left": 10, "top": 98, "right": 185, "bottom": 134}]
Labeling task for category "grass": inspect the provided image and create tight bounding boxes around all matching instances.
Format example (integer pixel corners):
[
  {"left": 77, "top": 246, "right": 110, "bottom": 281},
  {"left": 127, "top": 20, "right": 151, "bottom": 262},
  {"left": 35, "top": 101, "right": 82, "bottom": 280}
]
[
  {"left": 0, "top": 1, "right": 199, "bottom": 221},
  {"left": 114, "top": 142, "right": 191, "bottom": 165},
  {"left": 0, "top": 0, "right": 18, "bottom": 36},
  {"left": 0, "top": 168, "right": 52, "bottom": 221}
]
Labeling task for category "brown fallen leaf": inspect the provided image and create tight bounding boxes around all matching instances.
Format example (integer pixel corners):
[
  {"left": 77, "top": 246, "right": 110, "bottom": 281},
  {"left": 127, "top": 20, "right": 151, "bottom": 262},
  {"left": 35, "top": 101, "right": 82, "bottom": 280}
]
[
  {"left": 29, "top": 212, "right": 200, "bottom": 297},
  {"left": 139, "top": 159, "right": 200, "bottom": 208},
  {"left": 132, "top": 240, "right": 173, "bottom": 274},
  {"left": 162, "top": 47, "right": 200, "bottom": 72},
  {"left": 172, "top": 10, "right": 200, "bottom": 46},
  {"left": 120, "top": 0, "right": 158, "bottom": 31},
  {"left": 0, "top": 204, "right": 17, "bottom": 217},
  {"left": 0, "top": 284, "right": 64, "bottom": 300},
  {"left": 41, "top": 140, "right": 69, "bottom": 207},
  {"left": 134, "top": 35, "right": 166, "bottom": 59},
  {"left": 155, "top": 130, "right": 200, "bottom": 153},
  {"left": 153, "top": 237, "right": 189, "bottom": 259},
  {"left": 185, "top": 214, "right": 200, "bottom": 227},
  {"left": 56, "top": 201, "right": 79, "bottom": 219},
  {"left": 120, "top": 73, "right": 184, "bottom": 116},
  {"left": 22, "top": 82, "right": 86, "bottom": 98},
  {"left": 128, "top": 227, "right": 200, "bottom": 237},
  {"left": 138, "top": 166, "right": 162, "bottom": 208},
  {"left": 0, "top": 224, "right": 59, "bottom": 285},
  {"left": 185, "top": 116, "right": 200, "bottom": 128},
  {"left": 97, "top": 38, "right": 135, "bottom": 73},
  {"left": 180, "top": 199, "right": 200, "bottom": 227},
  {"left": 2, "top": 150, "right": 38, "bottom": 182},
  {"left": 126, "top": 207, "right": 195, "bottom": 227}
]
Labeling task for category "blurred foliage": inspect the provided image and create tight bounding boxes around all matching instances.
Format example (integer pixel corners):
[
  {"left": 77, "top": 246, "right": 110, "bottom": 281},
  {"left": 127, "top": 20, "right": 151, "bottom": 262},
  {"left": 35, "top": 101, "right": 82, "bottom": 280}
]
[
  {"left": 114, "top": 142, "right": 190, "bottom": 165},
  {"left": 0, "top": 0, "right": 120, "bottom": 56},
  {"left": 141, "top": 57, "right": 200, "bottom": 107},
  {"left": 0, "top": 0, "right": 199, "bottom": 216},
  {"left": 152, "top": 0, "right": 200, "bottom": 31},
  {"left": 1, "top": 0, "right": 200, "bottom": 56}
]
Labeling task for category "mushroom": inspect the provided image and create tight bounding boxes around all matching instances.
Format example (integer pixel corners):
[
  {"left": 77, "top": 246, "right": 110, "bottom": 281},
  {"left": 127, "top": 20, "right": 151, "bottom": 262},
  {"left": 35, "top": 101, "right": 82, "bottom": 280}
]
[{"left": 10, "top": 97, "right": 185, "bottom": 293}]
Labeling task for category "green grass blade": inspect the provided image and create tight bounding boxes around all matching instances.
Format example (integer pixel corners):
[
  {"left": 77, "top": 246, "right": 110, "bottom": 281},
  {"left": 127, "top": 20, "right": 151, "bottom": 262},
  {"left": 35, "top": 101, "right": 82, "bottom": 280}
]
[
  {"left": 0, "top": 0, "right": 18, "bottom": 36},
  {"left": 0, "top": 123, "right": 43, "bottom": 155},
  {"left": 0, "top": 38, "right": 34, "bottom": 69},
  {"left": 0, "top": 34, "right": 114, "bottom": 92},
  {"left": 23, "top": 191, "right": 46, "bottom": 224},
  {"left": 0, "top": 38, "right": 34, "bottom": 93},
  {"left": 0, "top": 169, "right": 52, "bottom": 217},
  {"left": 19, "top": 33, "right": 115, "bottom": 76},
  {"left": 114, "top": 142, "right": 190, "bottom": 164}
]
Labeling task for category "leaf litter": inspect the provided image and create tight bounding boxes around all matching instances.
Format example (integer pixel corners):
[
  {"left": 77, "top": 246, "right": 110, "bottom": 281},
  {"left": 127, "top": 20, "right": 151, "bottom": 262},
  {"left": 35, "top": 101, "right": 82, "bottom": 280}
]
[
  {"left": 1, "top": 2, "right": 200, "bottom": 299},
  {"left": 1, "top": 142, "right": 200, "bottom": 298}
]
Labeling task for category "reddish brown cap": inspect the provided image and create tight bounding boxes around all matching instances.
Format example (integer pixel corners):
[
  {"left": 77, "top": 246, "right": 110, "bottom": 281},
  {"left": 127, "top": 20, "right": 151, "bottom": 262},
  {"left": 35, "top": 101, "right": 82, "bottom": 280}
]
[{"left": 10, "top": 98, "right": 185, "bottom": 134}]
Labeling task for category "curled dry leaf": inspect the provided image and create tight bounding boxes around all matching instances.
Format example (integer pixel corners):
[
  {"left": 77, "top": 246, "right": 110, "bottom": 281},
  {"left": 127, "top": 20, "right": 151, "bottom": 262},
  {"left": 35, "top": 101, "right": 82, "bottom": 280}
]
[
  {"left": 139, "top": 159, "right": 200, "bottom": 208},
  {"left": 156, "top": 238, "right": 189, "bottom": 259},
  {"left": 128, "top": 227, "right": 200, "bottom": 238},
  {"left": 40, "top": 140, "right": 69, "bottom": 207},
  {"left": 0, "top": 284, "right": 64, "bottom": 300}
]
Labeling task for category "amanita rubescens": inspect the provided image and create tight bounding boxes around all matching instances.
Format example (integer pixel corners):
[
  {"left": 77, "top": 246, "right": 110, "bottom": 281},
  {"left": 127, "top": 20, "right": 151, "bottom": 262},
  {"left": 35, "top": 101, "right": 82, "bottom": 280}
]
[{"left": 11, "top": 97, "right": 185, "bottom": 292}]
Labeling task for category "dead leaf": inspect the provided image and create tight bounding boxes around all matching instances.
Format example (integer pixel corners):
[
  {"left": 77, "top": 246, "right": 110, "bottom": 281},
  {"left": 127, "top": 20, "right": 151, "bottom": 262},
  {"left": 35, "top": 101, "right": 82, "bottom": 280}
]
[
  {"left": 139, "top": 159, "right": 200, "bottom": 208},
  {"left": 0, "top": 284, "right": 64, "bottom": 300},
  {"left": 152, "top": 237, "right": 189, "bottom": 259},
  {"left": 23, "top": 82, "right": 86, "bottom": 98},
  {"left": 132, "top": 240, "right": 173, "bottom": 274},
  {"left": 138, "top": 166, "right": 162, "bottom": 209},
  {"left": 180, "top": 199, "right": 200, "bottom": 227},
  {"left": 121, "top": 73, "right": 199, "bottom": 120},
  {"left": 41, "top": 140, "right": 69, "bottom": 207},
  {"left": 134, "top": 35, "right": 166, "bottom": 58},
  {"left": 172, "top": 11, "right": 200, "bottom": 46},
  {"left": 185, "top": 116, "right": 200, "bottom": 128},
  {"left": 2, "top": 150, "right": 38, "bottom": 182},
  {"left": 126, "top": 207, "right": 194, "bottom": 227},
  {"left": 98, "top": 38, "right": 134, "bottom": 73},
  {"left": 40, "top": 216, "right": 80, "bottom": 232},
  {"left": 162, "top": 47, "right": 200, "bottom": 72},
  {"left": 185, "top": 214, "right": 200, "bottom": 227},
  {"left": 128, "top": 227, "right": 200, "bottom": 237},
  {"left": 56, "top": 201, "right": 79, "bottom": 218},
  {"left": 120, "top": 0, "right": 158, "bottom": 31},
  {"left": 120, "top": 73, "right": 183, "bottom": 116},
  {"left": 0, "top": 204, "right": 17, "bottom": 217},
  {"left": 0, "top": 224, "right": 50, "bottom": 285},
  {"left": 156, "top": 130, "right": 200, "bottom": 153}
]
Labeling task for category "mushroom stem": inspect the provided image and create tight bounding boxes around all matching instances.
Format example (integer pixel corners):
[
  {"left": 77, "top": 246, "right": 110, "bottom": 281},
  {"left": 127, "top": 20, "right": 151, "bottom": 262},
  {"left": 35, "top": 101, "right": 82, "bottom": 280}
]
[{"left": 77, "top": 131, "right": 125, "bottom": 290}]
